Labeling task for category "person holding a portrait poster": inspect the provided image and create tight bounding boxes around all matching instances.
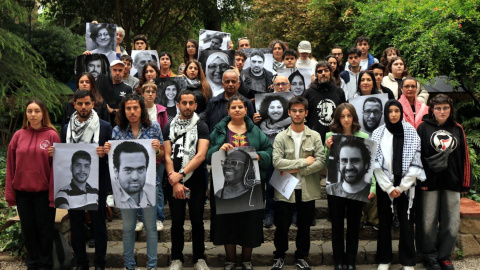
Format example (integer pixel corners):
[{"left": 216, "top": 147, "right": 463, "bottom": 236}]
[
  {"left": 163, "top": 90, "right": 211, "bottom": 270},
  {"left": 371, "top": 100, "right": 425, "bottom": 270},
  {"left": 207, "top": 95, "right": 272, "bottom": 270},
  {"left": 6, "top": 99, "right": 60, "bottom": 270},
  {"left": 324, "top": 103, "right": 373, "bottom": 270},
  {"left": 270, "top": 96, "right": 325, "bottom": 270},
  {"left": 104, "top": 94, "right": 163, "bottom": 270},
  {"left": 51, "top": 89, "right": 112, "bottom": 270}
]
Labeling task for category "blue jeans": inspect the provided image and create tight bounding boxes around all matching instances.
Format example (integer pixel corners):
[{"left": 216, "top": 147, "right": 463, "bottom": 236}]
[
  {"left": 156, "top": 163, "right": 166, "bottom": 221},
  {"left": 137, "top": 163, "right": 166, "bottom": 222},
  {"left": 121, "top": 206, "right": 157, "bottom": 269}
]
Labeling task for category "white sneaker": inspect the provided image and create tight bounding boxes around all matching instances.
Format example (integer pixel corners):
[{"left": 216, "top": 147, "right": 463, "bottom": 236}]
[
  {"left": 106, "top": 195, "right": 115, "bottom": 207},
  {"left": 135, "top": 221, "right": 144, "bottom": 232},
  {"left": 402, "top": 266, "right": 414, "bottom": 270},
  {"left": 378, "top": 263, "right": 391, "bottom": 270},
  {"left": 156, "top": 220, "right": 164, "bottom": 231},
  {"left": 168, "top": 259, "right": 183, "bottom": 270},
  {"left": 194, "top": 259, "right": 210, "bottom": 270}
]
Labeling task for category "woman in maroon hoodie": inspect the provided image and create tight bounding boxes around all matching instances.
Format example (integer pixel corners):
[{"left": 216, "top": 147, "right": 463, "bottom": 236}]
[{"left": 6, "top": 99, "right": 61, "bottom": 270}]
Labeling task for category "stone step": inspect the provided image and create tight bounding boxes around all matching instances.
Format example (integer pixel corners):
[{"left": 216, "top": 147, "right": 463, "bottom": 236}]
[
  {"left": 86, "top": 240, "right": 437, "bottom": 268},
  {"left": 112, "top": 199, "right": 331, "bottom": 221},
  {"left": 106, "top": 219, "right": 389, "bottom": 243}
]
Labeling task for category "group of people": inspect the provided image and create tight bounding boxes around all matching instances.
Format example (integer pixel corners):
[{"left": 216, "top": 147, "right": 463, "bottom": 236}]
[{"left": 5, "top": 29, "right": 471, "bottom": 270}]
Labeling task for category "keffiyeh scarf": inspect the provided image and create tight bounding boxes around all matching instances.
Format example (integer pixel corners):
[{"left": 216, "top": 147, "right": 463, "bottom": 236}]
[
  {"left": 66, "top": 110, "right": 100, "bottom": 143},
  {"left": 169, "top": 113, "right": 200, "bottom": 182}
]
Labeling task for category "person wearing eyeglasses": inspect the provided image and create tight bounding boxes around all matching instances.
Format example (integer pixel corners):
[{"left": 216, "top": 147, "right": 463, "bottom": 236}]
[
  {"left": 417, "top": 94, "right": 471, "bottom": 270},
  {"left": 84, "top": 23, "right": 117, "bottom": 64},
  {"left": 331, "top": 46, "right": 345, "bottom": 71},
  {"left": 103, "top": 94, "right": 163, "bottom": 270},
  {"left": 398, "top": 77, "right": 429, "bottom": 129},
  {"left": 270, "top": 96, "right": 325, "bottom": 270},
  {"left": 304, "top": 61, "right": 346, "bottom": 143}
]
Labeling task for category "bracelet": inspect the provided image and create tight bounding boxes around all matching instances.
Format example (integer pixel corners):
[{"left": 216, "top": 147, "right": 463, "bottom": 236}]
[{"left": 156, "top": 148, "right": 162, "bottom": 156}]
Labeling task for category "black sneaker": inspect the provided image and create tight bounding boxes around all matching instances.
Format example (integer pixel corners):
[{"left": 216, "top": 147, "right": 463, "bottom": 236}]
[
  {"left": 438, "top": 260, "right": 454, "bottom": 270},
  {"left": 292, "top": 211, "right": 297, "bottom": 227},
  {"left": 88, "top": 238, "right": 95, "bottom": 248},
  {"left": 270, "top": 258, "right": 284, "bottom": 270},
  {"left": 263, "top": 214, "right": 274, "bottom": 228},
  {"left": 294, "top": 259, "right": 311, "bottom": 270}
]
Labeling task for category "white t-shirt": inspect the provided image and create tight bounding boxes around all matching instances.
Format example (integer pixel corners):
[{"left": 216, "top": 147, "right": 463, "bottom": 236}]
[
  {"left": 291, "top": 130, "right": 304, "bottom": 189},
  {"left": 146, "top": 105, "right": 157, "bottom": 123}
]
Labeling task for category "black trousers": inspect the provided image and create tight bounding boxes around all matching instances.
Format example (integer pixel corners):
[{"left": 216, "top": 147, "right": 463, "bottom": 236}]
[
  {"left": 328, "top": 194, "right": 363, "bottom": 266},
  {"left": 69, "top": 193, "right": 107, "bottom": 268},
  {"left": 273, "top": 190, "right": 315, "bottom": 260},
  {"left": 376, "top": 184, "right": 416, "bottom": 266},
  {"left": 16, "top": 191, "right": 55, "bottom": 269},
  {"left": 166, "top": 182, "right": 206, "bottom": 263}
]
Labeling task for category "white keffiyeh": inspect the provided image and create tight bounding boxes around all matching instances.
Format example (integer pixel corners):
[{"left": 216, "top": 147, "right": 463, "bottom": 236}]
[
  {"left": 169, "top": 113, "right": 200, "bottom": 182},
  {"left": 66, "top": 110, "right": 100, "bottom": 144}
]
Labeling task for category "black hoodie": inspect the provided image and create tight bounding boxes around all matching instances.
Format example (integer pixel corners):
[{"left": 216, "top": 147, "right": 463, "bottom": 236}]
[
  {"left": 303, "top": 81, "right": 346, "bottom": 142},
  {"left": 417, "top": 114, "right": 472, "bottom": 192}
]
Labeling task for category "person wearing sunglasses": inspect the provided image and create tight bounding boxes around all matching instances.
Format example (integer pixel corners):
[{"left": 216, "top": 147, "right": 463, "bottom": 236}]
[{"left": 304, "top": 61, "right": 346, "bottom": 142}]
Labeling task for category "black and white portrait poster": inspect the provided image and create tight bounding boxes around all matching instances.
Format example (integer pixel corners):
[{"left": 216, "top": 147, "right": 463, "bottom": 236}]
[
  {"left": 108, "top": 139, "right": 157, "bottom": 209},
  {"left": 277, "top": 68, "right": 312, "bottom": 96},
  {"left": 242, "top": 48, "right": 274, "bottom": 73},
  {"left": 198, "top": 29, "right": 231, "bottom": 57},
  {"left": 198, "top": 50, "right": 235, "bottom": 97},
  {"left": 53, "top": 143, "right": 99, "bottom": 210},
  {"left": 326, "top": 135, "right": 377, "bottom": 202},
  {"left": 254, "top": 92, "right": 293, "bottom": 142},
  {"left": 130, "top": 50, "right": 159, "bottom": 78},
  {"left": 212, "top": 146, "right": 264, "bottom": 215},
  {"left": 349, "top": 93, "right": 388, "bottom": 136},
  {"left": 85, "top": 23, "right": 117, "bottom": 64},
  {"left": 155, "top": 77, "right": 187, "bottom": 121},
  {"left": 75, "top": 54, "right": 111, "bottom": 81}
]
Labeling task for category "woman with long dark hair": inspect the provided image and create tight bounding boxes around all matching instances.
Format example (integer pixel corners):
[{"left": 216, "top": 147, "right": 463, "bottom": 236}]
[
  {"left": 325, "top": 103, "right": 373, "bottom": 270},
  {"left": 160, "top": 80, "right": 180, "bottom": 122},
  {"left": 372, "top": 100, "right": 425, "bottom": 270},
  {"left": 6, "top": 99, "right": 60, "bottom": 270},
  {"left": 136, "top": 62, "right": 161, "bottom": 94},
  {"left": 183, "top": 39, "right": 199, "bottom": 64},
  {"left": 268, "top": 40, "right": 288, "bottom": 71},
  {"left": 325, "top": 54, "right": 344, "bottom": 88},
  {"left": 417, "top": 94, "right": 471, "bottom": 270},
  {"left": 183, "top": 60, "right": 213, "bottom": 115}
]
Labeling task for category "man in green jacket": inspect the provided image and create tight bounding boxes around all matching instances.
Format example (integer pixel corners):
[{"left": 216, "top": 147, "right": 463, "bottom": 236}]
[{"left": 270, "top": 96, "right": 325, "bottom": 270}]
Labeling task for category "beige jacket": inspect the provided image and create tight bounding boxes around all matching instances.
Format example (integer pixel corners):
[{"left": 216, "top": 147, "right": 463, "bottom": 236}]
[{"left": 272, "top": 125, "right": 325, "bottom": 203}]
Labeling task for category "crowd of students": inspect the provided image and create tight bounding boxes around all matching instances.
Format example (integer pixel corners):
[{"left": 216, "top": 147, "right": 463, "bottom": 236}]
[{"left": 5, "top": 30, "right": 471, "bottom": 270}]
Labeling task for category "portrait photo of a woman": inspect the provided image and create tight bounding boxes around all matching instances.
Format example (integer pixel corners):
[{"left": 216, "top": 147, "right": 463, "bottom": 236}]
[
  {"left": 87, "top": 23, "right": 117, "bottom": 63},
  {"left": 258, "top": 95, "right": 291, "bottom": 136}
]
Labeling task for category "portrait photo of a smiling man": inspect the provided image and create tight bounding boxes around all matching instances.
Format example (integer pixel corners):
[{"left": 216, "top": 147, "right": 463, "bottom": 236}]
[
  {"left": 326, "top": 136, "right": 376, "bottom": 202},
  {"left": 55, "top": 149, "right": 99, "bottom": 210}
]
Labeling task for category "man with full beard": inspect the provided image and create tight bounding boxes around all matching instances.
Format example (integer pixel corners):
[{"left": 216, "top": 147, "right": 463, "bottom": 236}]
[
  {"left": 362, "top": 96, "right": 383, "bottom": 134},
  {"left": 242, "top": 50, "right": 274, "bottom": 98}
]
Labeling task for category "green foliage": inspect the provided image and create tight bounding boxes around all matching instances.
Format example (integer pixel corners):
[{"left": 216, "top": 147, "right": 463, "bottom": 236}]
[
  {"left": 31, "top": 22, "right": 85, "bottom": 83},
  {"left": 0, "top": 0, "right": 67, "bottom": 147},
  {"left": 326, "top": 0, "right": 480, "bottom": 93},
  {"left": 0, "top": 147, "right": 23, "bottom": 255}
]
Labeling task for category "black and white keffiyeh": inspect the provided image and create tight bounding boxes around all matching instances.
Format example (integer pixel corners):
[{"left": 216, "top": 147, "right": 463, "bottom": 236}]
[
  {"left": 169, "top": 113, "right": 200, "bottom": 182},
  {"left": 371, "top": 121, "right": 424, "bottom": 183},
  {"left": 185, "top": 77, "right": 201, "bottom": 89},
  {"left": 66, "top": 110, "right": 100, "bottom": 144}
]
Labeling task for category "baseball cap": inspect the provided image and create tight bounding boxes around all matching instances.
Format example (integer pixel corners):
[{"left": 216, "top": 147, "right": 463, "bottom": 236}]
[
  {"left": 110, "top": 60, "right": 125, "bottom": 67},
  {"left": 298, "top": 40, "right": 312, "bottom": 53}
]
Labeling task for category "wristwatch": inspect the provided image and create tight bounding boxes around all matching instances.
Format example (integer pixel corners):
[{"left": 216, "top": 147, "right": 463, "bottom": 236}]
[{"left": 181, "top": 171, "right": 186, "bottom": 178}]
